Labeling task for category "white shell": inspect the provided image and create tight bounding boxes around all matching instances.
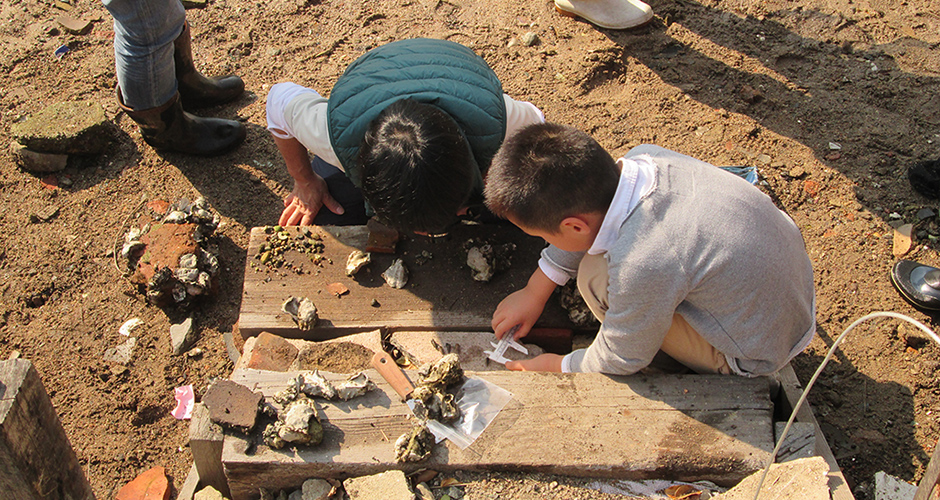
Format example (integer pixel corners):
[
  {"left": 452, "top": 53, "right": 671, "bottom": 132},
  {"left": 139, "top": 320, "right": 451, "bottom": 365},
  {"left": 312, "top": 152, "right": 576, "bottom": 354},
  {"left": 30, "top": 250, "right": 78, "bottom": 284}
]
[
  {"left": 466, "top": 246, "right": 494, "bottom": 282},
  {"left": 282, "top": 296, "right": 318, "bottom": 330},
  {"left": 345, "top": 250, "right": 372, "bottom": 276},
  {"left": 382, "top": 259, "right": 409, "bottom": 289},
  {"left": 334, "top": 372, "right": 377, "bottom": 400}
]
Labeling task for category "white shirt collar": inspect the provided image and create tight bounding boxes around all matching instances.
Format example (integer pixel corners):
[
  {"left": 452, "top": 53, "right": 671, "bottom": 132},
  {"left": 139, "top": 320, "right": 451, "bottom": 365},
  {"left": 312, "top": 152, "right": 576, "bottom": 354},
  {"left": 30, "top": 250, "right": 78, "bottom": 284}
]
[{"left": 587, "top": 155, "right": 657, "bottom": 255}]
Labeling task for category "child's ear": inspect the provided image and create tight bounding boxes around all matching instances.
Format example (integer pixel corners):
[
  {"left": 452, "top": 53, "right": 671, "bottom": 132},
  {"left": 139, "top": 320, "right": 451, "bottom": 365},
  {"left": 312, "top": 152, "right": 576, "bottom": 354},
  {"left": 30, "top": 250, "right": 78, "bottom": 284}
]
[{"left": 560, "top": 216, "right": 591, "bottom": 234}]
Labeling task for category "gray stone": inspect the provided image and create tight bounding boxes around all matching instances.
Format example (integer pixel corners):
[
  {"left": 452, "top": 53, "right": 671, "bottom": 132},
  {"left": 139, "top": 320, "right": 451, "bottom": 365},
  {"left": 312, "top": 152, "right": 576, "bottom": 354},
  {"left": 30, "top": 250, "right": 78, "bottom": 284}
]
[
  {"left": 520, "top": 31, "right": 539, "bottom": 46},
  {"left": 103, "top": 337, "right": 136, "bottom": 365},
  {"left": 302, "top": 478, "right": 333, "bottom": 500},
  {"left": 11, "top": 142, "right": 68, "bottom": 173},
  {"left": 874, "top": 471, "right": 915, "bottom": 500},
  {"left": 774, "top": 421, "right": 816, "bottom": 462},
  {"left": 344, "top": 470, "right": 414, "bottom": 500},
  {"left": 288, "top": 489, "right": 302, "bottom": 500},
  {"left": 11, "top": 101, "right": 112, "bottom": 155},
  {"left": 170, "top": 317, "right": 197, "bottom": 355}
]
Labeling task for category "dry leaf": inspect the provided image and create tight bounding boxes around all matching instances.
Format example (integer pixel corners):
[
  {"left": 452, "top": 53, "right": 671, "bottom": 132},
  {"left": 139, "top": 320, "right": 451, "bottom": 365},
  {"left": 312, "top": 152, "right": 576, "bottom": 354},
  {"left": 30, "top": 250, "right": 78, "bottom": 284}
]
[
  {"left": 663, "top": 484, "right": 702, "bottom": 500},
  {"left": 440, "top": 477, "right": 460, "bottom": 487}
]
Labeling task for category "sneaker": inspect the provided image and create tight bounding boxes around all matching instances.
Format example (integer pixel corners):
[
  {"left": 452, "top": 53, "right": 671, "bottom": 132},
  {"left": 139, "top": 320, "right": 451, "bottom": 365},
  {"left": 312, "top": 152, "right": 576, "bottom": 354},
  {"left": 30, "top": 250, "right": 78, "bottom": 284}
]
[{"left": 554, "top": 0, "right": 654, "bottom": 29}]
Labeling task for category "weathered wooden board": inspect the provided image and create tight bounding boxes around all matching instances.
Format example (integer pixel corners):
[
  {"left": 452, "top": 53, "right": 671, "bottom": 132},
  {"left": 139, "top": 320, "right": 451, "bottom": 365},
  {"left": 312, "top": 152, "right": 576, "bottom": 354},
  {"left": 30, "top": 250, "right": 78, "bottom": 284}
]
[
  {"left": 238, "top": 224, "right": 578, "bottom": 340},
  {"left": 0, "top": 359, "right": 95, "bottom": 499},
  {"left": 222, "top": 369, "right": 774, "bottom": 499}
]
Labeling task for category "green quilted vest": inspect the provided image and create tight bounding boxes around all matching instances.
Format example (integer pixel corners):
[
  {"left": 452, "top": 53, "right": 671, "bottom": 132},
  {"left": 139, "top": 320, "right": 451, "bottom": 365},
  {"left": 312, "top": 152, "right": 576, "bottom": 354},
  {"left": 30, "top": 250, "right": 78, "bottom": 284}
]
[{"left": 327, "top": 38, "right": 507, "bottom": 189}]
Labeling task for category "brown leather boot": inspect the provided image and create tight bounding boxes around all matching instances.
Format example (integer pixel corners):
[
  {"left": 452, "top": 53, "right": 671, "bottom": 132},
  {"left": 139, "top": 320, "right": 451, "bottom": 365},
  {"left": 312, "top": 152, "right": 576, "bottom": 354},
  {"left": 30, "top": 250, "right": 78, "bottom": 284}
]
[
  {"left": 175, "top": 22, "right": 244, "bottom": 109},
  {"left": 118, "top": 88, "right": 246, "bottom": 156}
]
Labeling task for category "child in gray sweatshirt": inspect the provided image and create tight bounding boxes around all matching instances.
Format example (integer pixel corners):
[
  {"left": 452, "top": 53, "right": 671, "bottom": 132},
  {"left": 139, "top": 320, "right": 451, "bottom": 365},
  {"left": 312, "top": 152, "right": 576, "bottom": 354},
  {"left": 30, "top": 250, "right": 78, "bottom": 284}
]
[{"left": 484, "top": 123, "right": 816, "bottom": 376}]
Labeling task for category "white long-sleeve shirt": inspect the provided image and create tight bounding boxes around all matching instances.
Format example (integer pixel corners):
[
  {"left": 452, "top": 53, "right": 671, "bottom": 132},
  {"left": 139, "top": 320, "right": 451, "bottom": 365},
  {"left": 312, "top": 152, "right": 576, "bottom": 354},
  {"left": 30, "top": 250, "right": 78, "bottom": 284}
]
[{"left": 266, "top": 82, "right": 545, "bottom": 169}]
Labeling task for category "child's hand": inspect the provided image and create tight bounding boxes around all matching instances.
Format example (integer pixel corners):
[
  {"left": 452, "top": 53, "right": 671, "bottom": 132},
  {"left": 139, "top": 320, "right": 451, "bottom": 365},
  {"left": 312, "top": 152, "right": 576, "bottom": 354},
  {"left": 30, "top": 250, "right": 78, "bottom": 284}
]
[
  {"left": 492, "top": 288, "right": 545, "bottom": 341},
  {"left": 492, "top": 268, "right": 557, "bottom": 340},
  {"left": 279, "top": 175, "right": 343, "bottom": 226},
  {"left": 505, "top": 353, "right": 563, "bottom": 372}
]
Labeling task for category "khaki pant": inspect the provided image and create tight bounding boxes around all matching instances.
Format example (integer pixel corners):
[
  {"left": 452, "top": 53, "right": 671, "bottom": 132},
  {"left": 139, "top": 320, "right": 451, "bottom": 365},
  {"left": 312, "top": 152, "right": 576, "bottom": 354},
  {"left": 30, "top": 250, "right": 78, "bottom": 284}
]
[{"left": 577, "top": 253, "right": 732, "bottom": 375}]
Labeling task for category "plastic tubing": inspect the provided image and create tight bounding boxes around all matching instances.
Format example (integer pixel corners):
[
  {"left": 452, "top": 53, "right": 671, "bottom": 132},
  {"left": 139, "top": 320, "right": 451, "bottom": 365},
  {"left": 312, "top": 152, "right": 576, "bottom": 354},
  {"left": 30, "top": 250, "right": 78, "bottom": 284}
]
[{"left": 753, "top": 312, "right": 940, "bottom": 500}]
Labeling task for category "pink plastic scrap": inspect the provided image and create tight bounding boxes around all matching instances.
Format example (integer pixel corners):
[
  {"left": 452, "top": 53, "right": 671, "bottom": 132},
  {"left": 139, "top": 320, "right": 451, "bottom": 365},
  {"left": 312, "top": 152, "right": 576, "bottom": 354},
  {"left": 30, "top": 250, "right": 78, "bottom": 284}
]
[{"left": 172, "top": 384, "right": 194, "bottom": 420}]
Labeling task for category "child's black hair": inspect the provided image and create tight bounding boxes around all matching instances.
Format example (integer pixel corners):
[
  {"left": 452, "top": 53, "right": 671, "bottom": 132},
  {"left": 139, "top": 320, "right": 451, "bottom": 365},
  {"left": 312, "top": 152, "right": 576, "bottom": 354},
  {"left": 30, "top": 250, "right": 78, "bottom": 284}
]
[
  {"left": 358, "top": 99, "right": 475, "bottom": 234},
  {"left": 485, "top": 123, "right": 619, "bottom": 232}
]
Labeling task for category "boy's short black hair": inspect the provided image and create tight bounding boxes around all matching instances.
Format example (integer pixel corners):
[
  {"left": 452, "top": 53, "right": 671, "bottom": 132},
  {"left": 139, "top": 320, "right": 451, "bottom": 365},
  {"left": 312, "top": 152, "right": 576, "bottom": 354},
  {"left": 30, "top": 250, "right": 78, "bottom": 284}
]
[
  {"left": 484, "top": 123, "right": 619, "bottom": 232},
  {"left": 358, "top": 99, "right": 475, "bottom": 234}
]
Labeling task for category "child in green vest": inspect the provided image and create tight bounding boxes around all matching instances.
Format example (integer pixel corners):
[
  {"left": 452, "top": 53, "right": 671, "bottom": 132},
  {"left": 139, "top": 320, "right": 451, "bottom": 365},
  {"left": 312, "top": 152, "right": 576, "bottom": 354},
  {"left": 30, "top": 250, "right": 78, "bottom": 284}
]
[{"left": 266, "top": 38, "right": 544, "bottom": 233}]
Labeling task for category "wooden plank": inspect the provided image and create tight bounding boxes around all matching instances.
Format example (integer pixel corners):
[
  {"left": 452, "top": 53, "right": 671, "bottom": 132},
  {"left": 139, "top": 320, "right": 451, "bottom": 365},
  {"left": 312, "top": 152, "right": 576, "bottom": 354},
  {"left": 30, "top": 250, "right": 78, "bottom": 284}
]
[
  {"left": 0, "top": 359, "right": 95, "bottom": 500},
  {"left": 238, "top": 224, "right": 577, "bottom": 339},
  {"left": 914, "top": 441, "right": 940, "bottom": 500},
  {"left": 189, "top": 403, "right": 231, "bottom": 498},
  {"left": 222, "top": 369, "right": 774, "bottom": 499},
  {"left": 775, "top": 364, "right": 855, "bottom": 500}
]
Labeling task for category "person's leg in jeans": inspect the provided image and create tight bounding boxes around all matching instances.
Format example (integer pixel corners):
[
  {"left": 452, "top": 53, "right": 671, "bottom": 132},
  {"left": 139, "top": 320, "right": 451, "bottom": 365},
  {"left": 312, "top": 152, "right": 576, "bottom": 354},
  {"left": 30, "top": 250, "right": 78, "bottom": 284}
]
[
  {"left": 103, "top": 0, "right": 183, "bottom": 109},
  {"left": 102, "top": 0, "right": 245, "bottom": 156}
]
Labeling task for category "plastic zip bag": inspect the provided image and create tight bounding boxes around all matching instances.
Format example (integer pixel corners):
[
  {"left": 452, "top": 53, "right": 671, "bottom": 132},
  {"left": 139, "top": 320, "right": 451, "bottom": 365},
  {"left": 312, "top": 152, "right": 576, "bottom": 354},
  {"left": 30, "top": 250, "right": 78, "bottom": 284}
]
[{"left": 418, "top": 376, "right": 513, "bottom": 450}]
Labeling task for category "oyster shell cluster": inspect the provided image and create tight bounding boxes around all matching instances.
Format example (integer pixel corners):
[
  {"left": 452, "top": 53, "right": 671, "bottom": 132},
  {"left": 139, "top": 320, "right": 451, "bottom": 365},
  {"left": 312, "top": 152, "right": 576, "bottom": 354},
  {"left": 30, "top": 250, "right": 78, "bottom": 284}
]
[
  {"left": 125, "top": 197, "right": 222, "bottom": 307},
  {"left": 262, "top": 396, "right": 324, "bottom": 449},
  {"left": 274, "top": 372, "right": 377, "bottom": 404},
  {"left": 382, "top": 258, "right": 409, "bottom": 288},
  {"left": 464, "top": 238, "right": 516, "bottom": 282},
  {"left": 252, "top": 226, "right": 326, "bottom": 274},
  {"left": 394, "top": 425, "right": 435, "bottom": 462},
  {"left": 161, "top": 197, "right": 220, "bottom": 242},
  {"left": 558, "top": 281, "right": 600, "bottom": 327},
  {"left": 263, "top": 371, "right": 377, "bottom": 450},
  {"left": 282, "top": 296, "right": 318, "bottom": 331},
  {"left": 394, "top": 353, "right": 466, "bottom": 463}
]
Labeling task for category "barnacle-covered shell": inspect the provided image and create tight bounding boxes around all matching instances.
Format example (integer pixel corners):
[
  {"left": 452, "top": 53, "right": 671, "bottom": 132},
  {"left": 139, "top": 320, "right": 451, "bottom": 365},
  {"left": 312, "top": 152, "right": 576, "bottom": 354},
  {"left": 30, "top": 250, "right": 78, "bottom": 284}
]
[
  {"left": 282, "top": 297, "right": 318, "bottom": 330},
  {"left": 334, "top": 372, "right": 377, "bottom": 400},
  {"left": 382, "top": 259, "right": 409, "bottom": 289},
  {"left": 273, "top": 375, "right": 304, "bottom": 405},
  {"left": 164, "top": 210, "right": 188, "bottom": 224},
  {"left": 466, "top": 246, "right": 494, "bottom": 282},
  {"left": 418, "top": 353, "right": 464, "bottom": 390},
  {"left": 394, "top": 425, "right": 434, "bottom": 463},
  {"left": 178, "top": 253, "right": 198, "bottom": 269},
  {"left": 263, "top": 397, "right": 324, "bottom": 449},
  {"left": 465, "top": 240, "right": 516, "bottom": 282},
  {"left": 345, "top": 250, "right": 371, "bottom": 277}
]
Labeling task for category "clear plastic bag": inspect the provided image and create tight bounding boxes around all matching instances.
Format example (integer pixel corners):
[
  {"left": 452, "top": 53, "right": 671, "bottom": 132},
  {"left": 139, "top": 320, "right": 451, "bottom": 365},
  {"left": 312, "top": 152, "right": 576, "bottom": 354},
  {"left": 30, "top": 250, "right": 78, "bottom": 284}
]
[{"left": 418, "top": 376, "right": 513, "bottom": 450}]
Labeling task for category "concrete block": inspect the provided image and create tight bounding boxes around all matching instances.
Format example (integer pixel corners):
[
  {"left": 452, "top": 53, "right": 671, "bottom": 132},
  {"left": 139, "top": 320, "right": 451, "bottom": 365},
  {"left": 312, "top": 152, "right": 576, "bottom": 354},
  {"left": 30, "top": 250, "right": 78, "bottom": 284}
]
[
  {"left": 11, "top": 100, "right": 112, "bottom": 154},
  {"left": 11, "top": 142, "right": 68, "bottom": 173},
  {"left": 344, "top": 470, "right": 414, "bottom": 500}
]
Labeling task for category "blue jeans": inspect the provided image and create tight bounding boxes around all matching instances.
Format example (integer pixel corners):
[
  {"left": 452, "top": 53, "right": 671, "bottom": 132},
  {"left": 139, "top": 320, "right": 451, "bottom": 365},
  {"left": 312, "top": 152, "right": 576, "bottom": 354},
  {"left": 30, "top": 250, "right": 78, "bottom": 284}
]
[{"left": 102, "top": 0, "right": 185, "bottom": 109}]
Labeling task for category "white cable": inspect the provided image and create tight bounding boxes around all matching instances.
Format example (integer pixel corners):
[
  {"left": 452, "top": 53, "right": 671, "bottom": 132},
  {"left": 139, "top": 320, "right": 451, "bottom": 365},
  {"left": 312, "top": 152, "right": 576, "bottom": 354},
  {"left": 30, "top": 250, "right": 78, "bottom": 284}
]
[{"left": 752, "top": 312, "right": 940, "bottom": 500}]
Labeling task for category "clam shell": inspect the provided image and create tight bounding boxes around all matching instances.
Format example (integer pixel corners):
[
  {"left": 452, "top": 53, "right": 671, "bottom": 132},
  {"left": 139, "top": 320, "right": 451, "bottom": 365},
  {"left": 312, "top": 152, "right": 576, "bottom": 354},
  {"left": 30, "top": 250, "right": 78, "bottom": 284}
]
[{"left": 345, "top": 250, "right": 372, "bottom": 276}]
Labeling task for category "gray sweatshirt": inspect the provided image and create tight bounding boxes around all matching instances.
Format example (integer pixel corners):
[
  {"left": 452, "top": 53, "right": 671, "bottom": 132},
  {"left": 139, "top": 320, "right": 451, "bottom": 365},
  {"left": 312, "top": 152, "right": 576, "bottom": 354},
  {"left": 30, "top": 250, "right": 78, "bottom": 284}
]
[{"left": 545, "top": 145, "right": 816, "bottom": 376}]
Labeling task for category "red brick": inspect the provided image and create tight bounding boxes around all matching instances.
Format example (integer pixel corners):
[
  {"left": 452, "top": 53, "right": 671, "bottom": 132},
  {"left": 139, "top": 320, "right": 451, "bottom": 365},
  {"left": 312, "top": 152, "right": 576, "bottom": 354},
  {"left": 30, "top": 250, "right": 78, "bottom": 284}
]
[
  {"left": 115, "top": 466, "right": 170, "bottom": 500},
  {"left": 246, "top": 331, "right": 299, "bottom": 371}
]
